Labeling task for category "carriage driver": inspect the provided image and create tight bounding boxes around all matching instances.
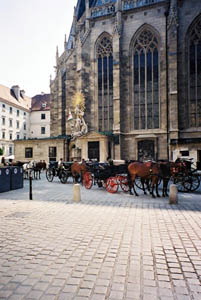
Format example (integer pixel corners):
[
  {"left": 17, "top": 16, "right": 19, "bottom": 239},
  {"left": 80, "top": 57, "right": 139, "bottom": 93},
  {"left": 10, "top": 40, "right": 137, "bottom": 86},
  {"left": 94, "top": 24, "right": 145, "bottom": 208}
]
[
  {"left": 58, "top": 158, "right": 63, "bottom": 167},
  {"left": 58, "top": 158, "right": 64, "bottom": 178}
]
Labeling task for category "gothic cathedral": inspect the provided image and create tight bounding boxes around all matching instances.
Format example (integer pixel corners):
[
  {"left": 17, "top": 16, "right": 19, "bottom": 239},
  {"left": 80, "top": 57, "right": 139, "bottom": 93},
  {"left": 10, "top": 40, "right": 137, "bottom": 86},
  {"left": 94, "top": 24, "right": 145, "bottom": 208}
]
[{"left": 50, "top": 0, "right": 201, "bottom": 164}]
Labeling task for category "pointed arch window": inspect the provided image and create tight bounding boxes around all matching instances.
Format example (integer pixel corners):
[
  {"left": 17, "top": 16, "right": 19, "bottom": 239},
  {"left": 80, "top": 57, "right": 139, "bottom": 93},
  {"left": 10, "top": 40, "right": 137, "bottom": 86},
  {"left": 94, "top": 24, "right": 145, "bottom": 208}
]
[
  {"left": 132, "top": 29, "right": 159, "bottom": 130},
  {"left": 188, "top": 17, "right": 201, "bottom": 127},
  {"left": 96, "top": 35, "right": 113, "bottom": 132}
]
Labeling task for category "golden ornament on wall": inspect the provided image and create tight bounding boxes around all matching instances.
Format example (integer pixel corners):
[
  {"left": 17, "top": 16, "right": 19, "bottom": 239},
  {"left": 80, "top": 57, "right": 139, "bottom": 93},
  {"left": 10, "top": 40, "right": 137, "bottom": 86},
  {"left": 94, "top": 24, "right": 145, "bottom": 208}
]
[{"left": 72, "top": 92, "right": 85, "bottom": 112}]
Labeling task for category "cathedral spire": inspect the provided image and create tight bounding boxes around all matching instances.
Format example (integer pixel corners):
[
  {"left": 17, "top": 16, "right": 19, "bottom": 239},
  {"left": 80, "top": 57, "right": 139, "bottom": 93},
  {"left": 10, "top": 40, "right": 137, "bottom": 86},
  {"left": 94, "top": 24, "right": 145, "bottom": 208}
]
[
  {"left": 56, "top": 46, "right": 59, "bottom": 65},
  {"left": 72, "top": 6, "right": 77, "bottom": 36},
  {"left": 64, "top": 34, "right": 67, "bottom": 50}
]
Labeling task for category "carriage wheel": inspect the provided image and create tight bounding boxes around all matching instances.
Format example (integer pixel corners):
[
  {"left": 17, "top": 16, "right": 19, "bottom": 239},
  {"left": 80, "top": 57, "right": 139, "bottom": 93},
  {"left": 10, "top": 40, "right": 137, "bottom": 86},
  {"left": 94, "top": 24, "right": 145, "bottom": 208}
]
[
  {"left": 46, "top": 168, "right": 54, "bottom": 182},
  {"left": 60, "top": 171, "right": 68, "bottom": 184},
  {"left": 184, "top": 175, "right": 200, "bottom": 192},
  {"left": 106, "top": 177, "right": 118, "bottom": 193},
  {"left": 174, "top": 176, "right": 190, "bottom": 192},
  {"left": 83, "top": 172, "right": 93, "bottom": 189},
  {"left": 119, "top": 176, "right": 129, "bottom": 193}
]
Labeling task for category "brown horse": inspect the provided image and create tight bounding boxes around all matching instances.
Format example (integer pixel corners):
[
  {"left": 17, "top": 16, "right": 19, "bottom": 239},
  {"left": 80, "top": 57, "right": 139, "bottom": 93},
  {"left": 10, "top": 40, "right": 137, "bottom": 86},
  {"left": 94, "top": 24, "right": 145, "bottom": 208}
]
[
  {"left": 128, "top": 161, "right": 161, "bottom": 198},
  {"left": 71, "top": 161, "right": 89, "bottom": 183}
]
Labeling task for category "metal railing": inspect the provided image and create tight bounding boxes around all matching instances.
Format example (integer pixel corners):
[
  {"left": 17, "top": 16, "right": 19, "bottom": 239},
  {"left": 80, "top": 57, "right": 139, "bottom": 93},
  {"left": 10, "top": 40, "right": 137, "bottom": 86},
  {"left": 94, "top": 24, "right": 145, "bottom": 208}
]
[
  {"left": 123, "top": 0, "right": 165, "bottom": 11},
  {"left": 91, "top": 3, "right": 115, "bottom": 18}
]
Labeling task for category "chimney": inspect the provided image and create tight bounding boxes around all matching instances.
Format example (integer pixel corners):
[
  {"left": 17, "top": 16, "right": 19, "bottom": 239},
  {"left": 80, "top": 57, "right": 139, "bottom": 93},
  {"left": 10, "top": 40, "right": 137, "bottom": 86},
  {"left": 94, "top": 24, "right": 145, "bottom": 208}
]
[
  {"left": 11, "top": 85, "right": 20, "bottom": 100},
  {"left": 20, "top": 90, "right": 25, "bottom": 98}
]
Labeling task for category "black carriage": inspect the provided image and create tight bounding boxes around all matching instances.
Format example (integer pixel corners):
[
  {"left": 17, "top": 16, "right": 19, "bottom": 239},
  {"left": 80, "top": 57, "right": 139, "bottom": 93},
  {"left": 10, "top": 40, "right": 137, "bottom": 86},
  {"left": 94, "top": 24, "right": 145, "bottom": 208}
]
[
  {"left": 46, "top": 161, "right": 73, "bottom": 184},
  {"left": 83, "top": 162, "right": 129, "bottom": 193},
  {"left": 171, "top": 159, "right": 200, "bottom": 192}
]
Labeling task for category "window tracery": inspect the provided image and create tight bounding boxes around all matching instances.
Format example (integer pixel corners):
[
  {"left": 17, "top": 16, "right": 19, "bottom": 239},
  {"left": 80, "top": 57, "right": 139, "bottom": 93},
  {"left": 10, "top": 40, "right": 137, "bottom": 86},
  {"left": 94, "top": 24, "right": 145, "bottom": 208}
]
[
  {"left": 188, "top": 17, "right": 201, "bottom": 127},
  {"left": 132, "top": 28, "right": 159, "bottom": 130},
  {"left": 96, "top": 35, "right": 113, "bottom": 131}
]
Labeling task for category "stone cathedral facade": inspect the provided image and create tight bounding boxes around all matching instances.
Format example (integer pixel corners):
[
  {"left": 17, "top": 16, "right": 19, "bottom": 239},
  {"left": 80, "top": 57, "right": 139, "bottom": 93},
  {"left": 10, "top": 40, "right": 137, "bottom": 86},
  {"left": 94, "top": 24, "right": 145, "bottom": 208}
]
[{"left": 50, "top": 0, "right": 201, "bottom": 165}]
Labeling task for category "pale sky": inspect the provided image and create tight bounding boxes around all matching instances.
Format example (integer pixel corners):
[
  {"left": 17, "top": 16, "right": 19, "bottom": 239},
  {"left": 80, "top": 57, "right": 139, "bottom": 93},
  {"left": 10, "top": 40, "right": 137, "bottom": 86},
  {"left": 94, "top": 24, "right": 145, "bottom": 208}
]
[{"left": 0, "top": 0, "right": 76, "bottom": 97}]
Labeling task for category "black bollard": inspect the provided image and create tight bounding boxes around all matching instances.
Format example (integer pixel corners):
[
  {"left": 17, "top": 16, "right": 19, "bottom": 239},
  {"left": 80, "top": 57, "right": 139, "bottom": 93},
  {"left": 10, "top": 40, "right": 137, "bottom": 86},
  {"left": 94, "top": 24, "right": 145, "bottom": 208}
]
[{"left": 29, "top": 174, "right": 33, "bottom": 200}]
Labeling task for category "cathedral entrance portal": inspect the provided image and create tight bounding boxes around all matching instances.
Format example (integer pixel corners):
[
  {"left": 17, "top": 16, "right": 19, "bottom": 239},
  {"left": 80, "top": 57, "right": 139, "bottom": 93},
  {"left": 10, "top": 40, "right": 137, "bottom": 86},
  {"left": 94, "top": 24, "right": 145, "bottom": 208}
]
[
  {"left": 138, "top": 140, "right": 155, "bottom": 161},
  {"left": 88, "top": 141, "right": 100, "bottom": 161}
]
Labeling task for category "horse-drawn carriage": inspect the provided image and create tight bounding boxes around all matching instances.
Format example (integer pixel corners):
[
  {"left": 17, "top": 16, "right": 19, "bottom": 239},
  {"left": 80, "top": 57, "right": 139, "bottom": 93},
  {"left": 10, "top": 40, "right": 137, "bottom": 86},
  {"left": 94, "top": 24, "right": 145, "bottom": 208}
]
[
  {"left": 83, "top": 162, "right": 129, "bottom": 193},
  {"left": 46, "top": 161, "right": 74, "bottom": 183}
]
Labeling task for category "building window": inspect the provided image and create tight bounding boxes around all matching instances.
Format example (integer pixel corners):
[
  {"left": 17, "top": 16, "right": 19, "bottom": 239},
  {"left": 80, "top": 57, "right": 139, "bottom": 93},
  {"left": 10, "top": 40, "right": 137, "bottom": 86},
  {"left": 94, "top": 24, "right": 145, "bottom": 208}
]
[
  {"left": 9, "top": 133, "right": 12, "bottom": 140},
  {"left": 2, "top": 132, "right": 5, "bottom": 139},
  {"left": 42, "top": 102, "right": 46, "bottom": 108},
  {"left": 17, "top": 134, "right": 20, "bottom": 140},
  {"left": 188, "top": 16, "right": 201, "bottom": 127},
  {"left": 49, "top": 147, "right": 57, "bottom": 158},
  {"left": 2, "top": 104, "right": 5, "bottom": 111},
  {"left": 25, "top": 148, "right": 33, "bottom": 158},
  {"left": 41, "top": 113, "right": 46, "bottom": 120},
  {"left": 132, "top": 28, "right": 159, "bottom": 130},
  {"left": 9, "top": 107, "right": 12, "bottom": 114},
  {"left": 9, "top": 119, "right": 13, "bottom": 127},
  {"left": 96, "top": 34, "right": 113, "bottom": 132},
  {"left": 24, "top": 112, "right": 26, "bottom": 116},
  {"left": 180, "top": 150, "right": 189, "bottom": 157},
  {"left": 24, "top": 123, "right": 26, "bottom": 130},
  {"left": 24, "top": 135, "right": 26, "bottom": 140},
  {"left": 2, "top": 117, "right": 5, "bottom": 125},
  {"left": 17, "top": 110, "right": 20, "bottom": 116},
  {"left": 16, "top": 120, "right": 19, "bottom": 129},
  {"left": 41, "top": 127, "right": 46, "bottom": 134},
  {"left": 9, "top": 146, "right": 12, "bottom": 155},
  {"left": 61, "top": 72, "right": 66, "bottom": 135}
]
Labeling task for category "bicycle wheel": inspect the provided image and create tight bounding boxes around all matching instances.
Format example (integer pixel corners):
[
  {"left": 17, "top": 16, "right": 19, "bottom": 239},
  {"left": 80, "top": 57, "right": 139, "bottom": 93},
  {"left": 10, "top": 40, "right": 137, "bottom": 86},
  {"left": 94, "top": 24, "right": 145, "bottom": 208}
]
[
  {"left": 119, "top": 176, "right": 129, "bottom": 193},
  {"left": 60, "top": 171, "right": 68, "bottom": 184},
  {"left": 83, "top": 172, "right": 93, "bottom": 189},
  {"left": 106, "top": 177, "right": 118, "bottom": 193},
  {"left": 46, "top": 168, "right": 54, "bottom": 182}
]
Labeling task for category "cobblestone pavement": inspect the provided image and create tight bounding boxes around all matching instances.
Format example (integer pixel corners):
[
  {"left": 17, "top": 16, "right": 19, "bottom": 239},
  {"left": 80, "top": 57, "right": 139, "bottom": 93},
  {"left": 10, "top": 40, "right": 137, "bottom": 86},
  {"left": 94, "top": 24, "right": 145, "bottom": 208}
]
[{"left": 0, "top": 173, "right": 201, "bottom": 300}]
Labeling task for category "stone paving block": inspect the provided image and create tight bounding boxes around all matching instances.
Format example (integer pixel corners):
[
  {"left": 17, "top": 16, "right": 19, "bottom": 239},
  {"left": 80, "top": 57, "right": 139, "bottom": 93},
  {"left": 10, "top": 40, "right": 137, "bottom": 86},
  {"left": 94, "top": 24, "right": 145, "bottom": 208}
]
[
  {"left": 62, "top": 284, "right": 78, "bottom": 293},
  {"left": 91, "top": 294, "right": 106, "bottom": 300},
  {"left": 94, "top": 286, "right": 108, "bottom": 294},
  {"left": 58, "top": 292, "right": 74, "bottom": 300},
  {"left": 108, "top": 290, "right": 124, "bottom": 299},
  {"left": 26, "top": 290, "right": 43, "bottom": 299},
  {"left": 0, "top": 290, "right": 13, "bottom": 299},
  {"left": 9, "top": 294, "right": 25, "bottom": 300}
]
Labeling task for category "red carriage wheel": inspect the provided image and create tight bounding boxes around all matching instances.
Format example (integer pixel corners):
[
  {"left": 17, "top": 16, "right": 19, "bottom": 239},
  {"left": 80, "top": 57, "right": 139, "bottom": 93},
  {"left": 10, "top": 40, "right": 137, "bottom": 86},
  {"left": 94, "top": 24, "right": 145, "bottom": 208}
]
[
  {"left": 83, "top": 172, "right": 93, "bottom": 189},
  {"left": 106, "top": 177, "right": 118, "bottom": 193},
  {"left": 119, "top": 175, "right": 129, "bottom": 193}
]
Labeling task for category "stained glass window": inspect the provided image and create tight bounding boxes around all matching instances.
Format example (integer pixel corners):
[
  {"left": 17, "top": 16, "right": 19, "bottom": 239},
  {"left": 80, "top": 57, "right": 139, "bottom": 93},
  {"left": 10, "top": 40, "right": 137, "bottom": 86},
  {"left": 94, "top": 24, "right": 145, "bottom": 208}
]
[
  {"left": 96, "top": 35, "right": 113, "bottom": 131},
  {"left": 133, "top": 29, "right": 159, "bottom": 129},
  {"left": 61, "top": 72, "right": 66, "bottom": 135},
  {"left": 188, "top": 17, "right": 201, "bottom": 127}
]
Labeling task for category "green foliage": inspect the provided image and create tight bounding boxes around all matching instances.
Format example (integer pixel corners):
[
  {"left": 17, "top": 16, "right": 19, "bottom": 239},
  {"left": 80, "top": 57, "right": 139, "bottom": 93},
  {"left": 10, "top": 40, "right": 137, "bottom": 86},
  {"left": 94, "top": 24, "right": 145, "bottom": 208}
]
[{"left": 0, "top": 148, "right": 4, "bottom": 156}]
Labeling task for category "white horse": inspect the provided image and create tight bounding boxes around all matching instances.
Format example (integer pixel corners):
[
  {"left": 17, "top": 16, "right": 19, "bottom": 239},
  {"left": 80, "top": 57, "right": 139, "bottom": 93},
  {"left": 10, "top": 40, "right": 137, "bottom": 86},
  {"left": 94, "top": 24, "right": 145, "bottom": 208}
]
[{"left": 23, "top": 160, "right": 35, "bottom": 179}]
